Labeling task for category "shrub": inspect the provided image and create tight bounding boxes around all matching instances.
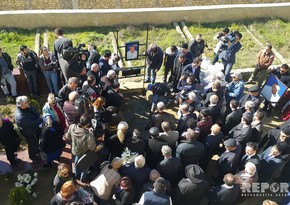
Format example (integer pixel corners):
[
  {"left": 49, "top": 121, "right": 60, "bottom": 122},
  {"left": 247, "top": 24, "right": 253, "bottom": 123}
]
[{"left": 8, "top": 186, "right": 33, "bottom": 205}]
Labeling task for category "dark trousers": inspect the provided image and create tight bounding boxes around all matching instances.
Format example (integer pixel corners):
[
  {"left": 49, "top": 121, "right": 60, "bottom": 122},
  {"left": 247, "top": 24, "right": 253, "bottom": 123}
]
[
  {"left": 163, "top": 66, "right": 173, "bottom": 83},
  {"left": 24, "top": 69, "right": 39, "bottom": 95},
  {"left": 26, "top": 136, "right": 39, "bottom": 161},
  {"left": 4, "top": 146, "right": 17, "bottom": 164}
]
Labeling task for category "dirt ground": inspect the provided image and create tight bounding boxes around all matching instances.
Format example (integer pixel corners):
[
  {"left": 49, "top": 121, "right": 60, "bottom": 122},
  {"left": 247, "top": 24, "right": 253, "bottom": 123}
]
[{"left": 0, "top": 78, "right": 287, "bottom": 204}]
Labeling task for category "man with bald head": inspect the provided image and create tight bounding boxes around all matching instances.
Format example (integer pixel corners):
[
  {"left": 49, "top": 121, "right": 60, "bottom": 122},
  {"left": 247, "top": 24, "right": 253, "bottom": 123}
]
[
  {"left": 86, "top": 63, "right": 101, "bottom": 85},
  {"left": 63, "top": 91, "right": 80, "bottom": 125},
  {"left": 202, "top": 124, "right": 224, "bottom": 169}
]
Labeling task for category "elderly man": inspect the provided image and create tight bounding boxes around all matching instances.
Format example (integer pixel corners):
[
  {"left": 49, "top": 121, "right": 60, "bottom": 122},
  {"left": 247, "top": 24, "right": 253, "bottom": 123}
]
[
  {"left": 239, "top": 85, "right": 262, "bottom": 112},
  {"left": 63, "top": 91, "right": 80, "bottom": 125},
  {"left": 246, "top": 44, "right": 275, "bottom": 87},
  {"left": 120, "top": 155, "right": 151, "bottom": 190},
  {"left": 235, "top": 162, "right": 258, "bottom": 190},
  {"left": 156, "top": 145, "right": 182, "bottom": 187},
  {"left": 57, "top": 76, "right": 78, "bottom": 107},
  {"left": 100, "top": 69, "right": 116, "bottom": 91},
  {"left": 176, "top": 103, "right": 197, "bottom": 135},
  {"left": 148, "top": 102, "right": 175, "bottom": 131},
  {"left": 86, "top": 63, "right": 101, "bottom": 85},
  {"left": 208, "top": 173, "right": 241, "bottom": 205},
  {"left": 15, "top": 96, "right": 42, "bottom": 162},
  {"left": 145, "top": 43, "right": 163, "bottom": 84},
  {"left": 225, "top": 71, "right": 244, "bottom": 104}
]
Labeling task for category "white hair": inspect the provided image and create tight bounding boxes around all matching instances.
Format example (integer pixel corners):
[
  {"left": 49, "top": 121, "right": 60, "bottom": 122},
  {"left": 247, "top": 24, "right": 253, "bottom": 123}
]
[
  {"left": 245, "top": 162, "right": 256, "bottom": 176},
  {"left": 188, "top": 91, "right": 196, "bottom": 101},
  {"left": 245, "top": 101, "right": 255, "bottom": 110},
  {"left": 16, "top": 95, "right": 28, "bottom": 107},
  {"left": 107, "top": 70, "right": 116, "bottom": 79},
  {"left": 157, "top": 102, "right": 165, "bottom": 110},
  {"left": 134, "top": 155, "right": 145, "bottom": 168}
]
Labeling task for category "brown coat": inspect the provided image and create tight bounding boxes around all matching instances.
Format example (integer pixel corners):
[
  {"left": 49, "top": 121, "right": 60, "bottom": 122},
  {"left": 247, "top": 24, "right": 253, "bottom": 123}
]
[{"left": 257, "top": 50, "right": 274, "bottom": 69}]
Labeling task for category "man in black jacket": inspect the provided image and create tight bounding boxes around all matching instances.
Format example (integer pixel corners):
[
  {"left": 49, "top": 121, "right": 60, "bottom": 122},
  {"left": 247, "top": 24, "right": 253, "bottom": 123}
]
[
  {"left": 0, "top": 48, "right": 17, "bottom": 97},
  {"left": 0, "top": 113, "right": 20, "bottom": 166},
  {"left": 15, "top": 96, "right": 42, "bottom": 162},
  {"left": 223, "top": 99, "right": 242, "bottom": 134},
  {"left": 239, "top": 142, "right": 261, "bottom": 172},
  {"left": 145, "top": 43, "right": 163, "bottom": 84},
  {"left": 174, "top": 164, "right": 210, "bottom": 205}
]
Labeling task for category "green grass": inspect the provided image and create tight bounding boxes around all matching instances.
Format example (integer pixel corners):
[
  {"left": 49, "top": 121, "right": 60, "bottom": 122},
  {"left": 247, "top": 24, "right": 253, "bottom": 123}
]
[
  {"left": 248, "top": 19, "right": 290, "bottom": 61},
  {"left": 186, "top": 22, "right": 264, "bottom": 69},
  {"left": 0, "top": 28, "right": 36, "bottom": 66}
]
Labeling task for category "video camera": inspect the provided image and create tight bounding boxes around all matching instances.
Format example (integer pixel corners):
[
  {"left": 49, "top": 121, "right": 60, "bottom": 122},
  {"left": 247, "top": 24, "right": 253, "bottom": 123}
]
[{"left": 62, "top": 43, "right": 87, "bottom": 62}]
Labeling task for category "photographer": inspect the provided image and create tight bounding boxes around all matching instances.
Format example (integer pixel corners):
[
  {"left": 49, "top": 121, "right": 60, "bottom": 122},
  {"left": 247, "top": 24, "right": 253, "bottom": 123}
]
[
  {"left": 219, "top": 31, "right": 243, "bottom": 82},
  {"left": 212, "top": 27, "right": 230, "bottom": 65},
  {"left": 53, "top": 27, "right": 74, "bottom": 83}
]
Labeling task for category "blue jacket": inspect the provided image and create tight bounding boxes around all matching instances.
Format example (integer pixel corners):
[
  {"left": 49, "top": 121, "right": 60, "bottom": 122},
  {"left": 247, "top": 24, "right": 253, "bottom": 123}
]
[
  {"left": 225, "top": 41, "right": 242, "bottom": 64},
  {"left": 225, "top": 80, "right": 244, "bottom": 102}
]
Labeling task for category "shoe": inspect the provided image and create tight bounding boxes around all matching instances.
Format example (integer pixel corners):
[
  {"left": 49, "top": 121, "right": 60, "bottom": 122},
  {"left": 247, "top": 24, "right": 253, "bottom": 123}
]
[{"left": 144, "top": 80, "right": 150, "bottom": 83}]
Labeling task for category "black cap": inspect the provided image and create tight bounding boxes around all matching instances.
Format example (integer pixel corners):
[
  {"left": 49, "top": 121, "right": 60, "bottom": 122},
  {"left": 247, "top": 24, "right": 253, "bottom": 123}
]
[
  {"left": 149, "top": 127, "right": 159, "bottom": 138},
  {"left": 248, "top": 85, "right": 259, "bottom": 92},
  {"left": 224, "top": 138, "right": 237, "bottom": 147},
  {"left": 282, "top": 126, "right": 290, "bottom": 135}
]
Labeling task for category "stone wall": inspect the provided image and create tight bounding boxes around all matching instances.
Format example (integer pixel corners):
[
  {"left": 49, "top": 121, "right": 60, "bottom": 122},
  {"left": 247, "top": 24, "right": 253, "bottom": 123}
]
[
  {"left": 0, "top": 3, "right": 290, "bottom": 28},
  {"left": 0, "top": 0, "right": 289, "bottom": 10}
]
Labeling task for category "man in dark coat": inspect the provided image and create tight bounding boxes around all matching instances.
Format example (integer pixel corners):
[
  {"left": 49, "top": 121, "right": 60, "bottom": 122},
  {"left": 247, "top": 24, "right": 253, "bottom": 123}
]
[
  {"left": 239, "top": 142, "right": 261, "bottom": 172},
  {"left": 227, "top": 115, "right": 252, "bottom": 147},
  {"left": 223, "top": 99, "right": 243, "bottom": 134},
  {"left": 171, "top": 52, "right": 191, "bottom": 92},
  {"left": 163, "top": 45, "right": 178, "bottom": 83},
  {"left": 147, "top": 83, "right": 172, "bottom": 113},
  {"left": 206, "top": 94, "right": 221, "bottom": 124},
  {"left": 189, "top": 34, "right": 207, "bottom": 59},
  {"left": 156, "top": 145, "right": 182, "bottom": 187},
  {"left": 58, "top": 76, "right": 78, "bottom": 107},
  {"left": 15, "top": 96, "right": 42, "bottom": 162},
  {"left": 98, "top": 50, "right": 112, "bottom": 77},
  {"left": 176, "top": 129, "right": 204, "bottom": 169},
  {"left": 259, "top": 145, "right": 285, "bottom": 182},
  {"left": 145, "top": 43, "right": 163, "bottom": 84},
  {"left": 218, "top": 139, "right": 242, "bottom": 182},
  {"left": 239, "top": 85, "right": 262, "bottom": 112},
  {"left": 145, "top": 127, "right": 169, "bottom": 169},
  {"left": 176, "top": 103, "right": 197, "bottom": 135},
  {"left": 208, "top": 173, "right": 241, "bottom": 205},
  {"left": 120, "top": 155, "right": 151, "bottom": 190},
  {"left": 203, "top": 81, "right": 224, "bottom": 107},
  {"left": 0, "top": 113, "right": 20, "bottom": 165},
  {"left": 174, "top": 164, "right": 210, "bottom": 205},
  {"left": 182, "top": 57, "right": 203, "bottom": 84}
]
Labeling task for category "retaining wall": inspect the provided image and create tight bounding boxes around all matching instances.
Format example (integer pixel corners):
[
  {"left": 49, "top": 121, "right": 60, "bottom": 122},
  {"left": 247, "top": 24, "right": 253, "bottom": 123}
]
[
  {"left": 0, "top": 3, "right": 290, "bottom": 28},
  {"left": 0, "top": 0, "right": 289, "bottom": 10}
]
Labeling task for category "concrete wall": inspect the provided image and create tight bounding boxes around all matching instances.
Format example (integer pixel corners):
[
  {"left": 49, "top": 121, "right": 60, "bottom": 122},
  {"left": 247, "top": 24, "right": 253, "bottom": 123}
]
[
  {"left": 0, "top": 3, "right": 289, "bottom": 28},
  {"left": 0, "top": 0, "right": 289, "bottom": 10}
]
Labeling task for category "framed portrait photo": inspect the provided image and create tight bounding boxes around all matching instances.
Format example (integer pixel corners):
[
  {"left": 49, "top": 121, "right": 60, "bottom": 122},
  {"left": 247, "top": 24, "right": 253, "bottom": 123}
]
[
  {"left": 261, "top": 74, "right": 288, "bottom": 107},
  {"left": 125, "top": 41, "right": 139, "bottom": 61}
]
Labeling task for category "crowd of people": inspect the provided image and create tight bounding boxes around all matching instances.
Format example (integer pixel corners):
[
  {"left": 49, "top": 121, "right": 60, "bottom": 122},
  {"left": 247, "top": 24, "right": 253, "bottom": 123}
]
[{"left": 0, "top": 26, "right": 290, "bottom": 205}]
